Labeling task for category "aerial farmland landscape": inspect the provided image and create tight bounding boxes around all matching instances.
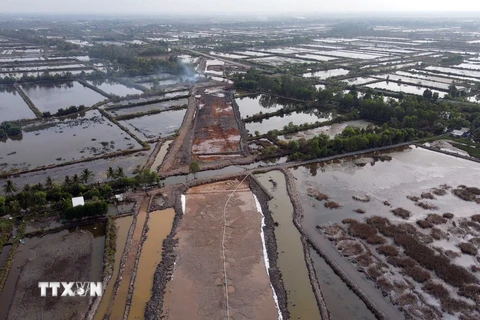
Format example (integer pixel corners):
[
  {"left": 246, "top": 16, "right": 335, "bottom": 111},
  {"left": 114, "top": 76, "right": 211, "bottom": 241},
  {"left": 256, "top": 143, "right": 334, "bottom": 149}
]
[{"left": 1, "top": 2, "right": 480, "bottom": 319}]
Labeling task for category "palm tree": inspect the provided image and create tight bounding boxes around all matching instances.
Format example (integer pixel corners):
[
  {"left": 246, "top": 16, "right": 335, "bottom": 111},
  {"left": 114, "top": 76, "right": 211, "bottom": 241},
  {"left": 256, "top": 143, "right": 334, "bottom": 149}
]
[
  {"left": 80, "top": 169, "right": 93, "bottom": 184},
  {"left": 115, "top": 167, "right": 125, "bottom": 179},
  {"left": 2, "top": 180, "right": 18, "bottom": 195},
  {"left": 45, "top": 176, "right": 54, "bottom": 189},
  {"left": 23, "top": 183, "right": 31, "bottom": 192},
  {"left": 63, "top": 175, "right": 71, "bottom": 187},
  {"left": 72, "top": 174, "right": 79, "bottom": 184},
  {"left": 106, "top": 167, "right": 115, "bottom": 180}
]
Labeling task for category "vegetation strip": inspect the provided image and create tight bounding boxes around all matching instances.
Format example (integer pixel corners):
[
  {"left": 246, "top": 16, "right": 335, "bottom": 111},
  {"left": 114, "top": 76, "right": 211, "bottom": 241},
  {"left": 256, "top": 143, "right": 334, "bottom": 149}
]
[{"left": 13, "top": 84, "right": 42, "bottom": 118}]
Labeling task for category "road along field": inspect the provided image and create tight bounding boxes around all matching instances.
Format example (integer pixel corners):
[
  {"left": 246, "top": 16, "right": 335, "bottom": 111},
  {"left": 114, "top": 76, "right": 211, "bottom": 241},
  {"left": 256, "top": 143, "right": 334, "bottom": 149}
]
[{"left": 161, "top": 179, "right": 283, "bottom": 320}]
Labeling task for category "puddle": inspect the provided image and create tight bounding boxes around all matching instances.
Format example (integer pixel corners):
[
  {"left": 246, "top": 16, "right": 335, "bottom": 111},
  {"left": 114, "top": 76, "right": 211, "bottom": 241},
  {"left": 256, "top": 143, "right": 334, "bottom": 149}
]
[
  {"left": 128, "top": 209, "right": 175, "bottom": 320},
  {"left": 151, "top": 141, "right": 172, "bottom": 172}
]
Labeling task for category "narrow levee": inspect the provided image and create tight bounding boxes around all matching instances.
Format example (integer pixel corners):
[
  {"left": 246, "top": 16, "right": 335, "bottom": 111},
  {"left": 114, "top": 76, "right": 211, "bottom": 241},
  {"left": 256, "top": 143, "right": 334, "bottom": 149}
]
[
  {"left": 128, "top": 208, "right": 175, "bottom": 320},
  {"left": 107, "top": 198, "right": 148, "bottom": 319},
  {"left": 95, "top": 215, "right": 134, "bottom": 320},
  {"left": 256, "top": 171, "right": 322, "bottom": 320}
]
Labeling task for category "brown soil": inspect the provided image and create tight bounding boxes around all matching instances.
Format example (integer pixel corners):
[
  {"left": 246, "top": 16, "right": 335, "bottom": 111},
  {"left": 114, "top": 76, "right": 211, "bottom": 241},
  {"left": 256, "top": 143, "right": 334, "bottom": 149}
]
[
  {"left": 7, "top": 231, "right": 93, "bottom": 320},
  {"left": 161, "top": 180, "right": 279, "bottom": 320}
]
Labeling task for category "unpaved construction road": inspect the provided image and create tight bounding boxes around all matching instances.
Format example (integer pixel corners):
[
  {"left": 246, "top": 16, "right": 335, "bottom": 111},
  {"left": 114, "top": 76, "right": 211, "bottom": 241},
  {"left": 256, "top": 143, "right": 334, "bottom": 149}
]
[{"left": 162, "top": 180, "right": 279, "bottom": 320}]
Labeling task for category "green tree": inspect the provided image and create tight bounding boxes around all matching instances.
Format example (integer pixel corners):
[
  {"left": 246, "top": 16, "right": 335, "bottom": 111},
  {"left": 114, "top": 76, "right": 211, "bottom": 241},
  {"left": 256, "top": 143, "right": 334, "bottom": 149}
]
[
  {"left": 80, "top": 169, "right": 93, "bottom": 184},
  {"left": 189, "top": 161, "right": 200, "bottom": 178},
  {"left": 106, "top": 167, "right": 116, "bottom": 180},
  {"left": 135, "top": 169, "right": 159, "bottom": 192},
  {"left": 115, "top": 167, "right": 125, "bottom": 179},
  {"left": 2, "top": 180, "right": 18, "bottom": 195},
  {"left": 9, "top": 200, "right": 21, "bottom": 214},
  {"left": 33, "top": 191, "right": 47, "bottom": 206},
  {"left": 45, "top": 176, "right": 54, "bottom": 190},
  {"left": 0, "top": 196, "right": 6, "bottom": 216}
]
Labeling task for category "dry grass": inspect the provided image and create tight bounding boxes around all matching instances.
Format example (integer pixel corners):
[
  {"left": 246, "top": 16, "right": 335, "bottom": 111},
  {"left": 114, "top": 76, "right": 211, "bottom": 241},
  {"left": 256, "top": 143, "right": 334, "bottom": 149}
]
[
  {"left": 404, "top": 265, "right": 431, "bottom": 283},
  {"left": 417, "top": 220, "right": 433, "bottom": 229},
  {"left": 387, "top": 256, "right": 416, "bottom": 269},
  {"left": 397, "top": 292, "right": 418, "bottom": 306},
  {"left": 366, "top": 216, "right": 391, "bottom": 228},
  {"left": 338, "top": 241, "right": 364, "bottom": 256},
  {"left": 431, "top": 228, "right": 447, "bottom": 240},
  {"left": 347, "top": 222, "right": 377, "bottom": 240},
  {"left": 443, "top": 213, "right": 454, "bottom": 219},
  {"left": 426, "top": 213, "right": 447, "bottom": 225},
  {"left": 354, "top": 208, "right": 365, "bottom": 214},
  {"left": 366, "top": 265, "right": 383, "bottom": 279},
  {"left": 366, "top": 234, "right": 386, "bottom": 245},
  {"left": 416, "top": 201, "right": 439, "bottom": 210},
  {"left": 354, "top": 253, "right": 374, "bottom": 267},
  {"left": 458, "top": 242, "right": 478, "bottom": 256},
  {"left": 407, "top": 195, "right": 421, "bottom": 202},
  {"left": 445, "top": 250, "right": 461, "bottom": 259},
  {"left": 421, "top": 192, "right": 435, "bottom": 199},
  {"left": 471, "top": 214, "right": 480, "bottom": 223},
  {"left": 458, "top": 284, "right": 480, "bottom": 303},
  {"left": 307, "top": 188, "right": 329, "bottom": 201},
  {"left": 423, "top": 281, "right": 449, "bottom": 299},
  {"left": 324, "top": 201, "right": 341, "bottom": 209},
  {"left": 392, "top": 207, "right": 411, "bottom": 219},
  {"left": 432, "top": 188, "right": 447, "bottom": 196},
  {"left": 377, "top": 245, "right": 399, "bottom": 256},
  {"left": 453, "top": 187, "right": 478, "bottom": 202},
  {"left": 376, "top": 276, "right": 394, "bottom": 292}
]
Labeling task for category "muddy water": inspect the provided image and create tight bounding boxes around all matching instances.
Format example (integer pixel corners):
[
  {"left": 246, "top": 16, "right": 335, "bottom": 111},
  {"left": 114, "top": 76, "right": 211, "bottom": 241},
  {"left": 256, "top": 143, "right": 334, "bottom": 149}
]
[
  {"left": 292, "top": 146, "right": 480, "bottom": 228},
  {"left": 310, "top": 248, "right": 375, "bottom": 320},
  {"left": 128, "top": 209, "right": 175, "bottom": 320},
  {"left": 95, "top": 215, "right": 133, "bottom": 320},
  {"left": 86, "top": 80, "right": 143, "bottom": 97},
  {"left": 0, "top": 223, "right": 105, "bottom": 320},
  {"left": 119, "top": 109, "right": 187, "bottom": 139},
  {"left": 108, "top": 201, "right": 148, "bottom": 319},
  {"left": 256, "top": 171, "right": 321, "bottom": 320},
  {"left": 20, "top": 81, "right": 105, "bottom": 113},
  {"left": 0, "top": 85, "right": 35, "bottom": 121},
  {"left": 151, "top": 141, "right": 172, "bottom": 172}
]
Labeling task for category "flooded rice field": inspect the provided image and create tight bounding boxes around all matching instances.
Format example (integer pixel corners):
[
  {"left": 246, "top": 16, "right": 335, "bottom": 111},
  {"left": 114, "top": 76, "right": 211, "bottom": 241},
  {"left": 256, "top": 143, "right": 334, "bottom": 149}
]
[
  {"left": 0, "top": 110, "right": 141, "bottom": 173},
  {"left": 95, "top": 215, "right": 133, "bottom": 320},
  {"left": 292, "top": 146, "right": 480, "bottom": 227},
  {"left": 0, "top": 222, "right": 105, "bottom": 320},
  {"left": 0, "top": 85, "right": 36, "bottom": 121},
  {"left": 310, "top": 248, "right": 375, "bottom": 320},
  {"left": 86, "top": 80, "right": 143, "bottom": 96},
  {"left": 20, "top": 81, "right": 105, "bottom": 113},
  {"left": 280, "top": 120, "right": 373, "bottom": 141},
  {"left": 256, "top": 171, "right": 321, "bottom": 320},
  {"left": 119, "top": 109, "right": 186, "bottom": 139},
  {"left": 1, "top": 146, "right": 154, "bottom": 190},
  {"left": 235, "top": 94, "right": 284, "bottom": 118},
  {"left": 108, "top": 98, "right": 188, "bottom": 117},
  {"left": 246, "top": 110, "right": 332, "bottom": 135},
  {"left": 128, "top": 208, "right": 175, "bottom": 320},
  {"left": 303, "top": 68, "right": 350, "bottom": 79}
]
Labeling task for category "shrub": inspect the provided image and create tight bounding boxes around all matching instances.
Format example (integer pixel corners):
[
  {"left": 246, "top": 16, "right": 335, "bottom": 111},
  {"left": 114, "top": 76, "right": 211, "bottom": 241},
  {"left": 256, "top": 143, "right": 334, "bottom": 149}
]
[
  {"left": 458, "top": 284, "right": 480, "bottom": 303},
  {"left": 441, "top": 297, "right": 473, "bottom": 314},
  {"left": 443, "top": 213, "right": 454, "bottom": 219},
  {"left": 426, "top": 213, "right": 447, "bottom": 224},
  {"left": 466, "top": 187, "right": 480, "bottom": 195},
  {"left": 377, "top": 224, "right": 397, "bottom": 237},
  {"left": 354, "top": 208, "right": 365, "bottom": 214},
  {"left": 432, "top": 188, "right": 447, "bottom": 196},
  {"left": 354, "top": 253, "right": 373, "bottom": 267},
  {"left": 342, "top": 218, "right": 358, "bottom": 224},
  {"left": 404, "top": 265, "right": 431, "bottom": 283},
  {"left": 387, "top": 256, "right": 416, "bottom": 268},
  {"left": 417, "top": 220, "right": 433, "bottom": 229},
  {"left": 392, "top": 207, "right": 411, "bottom": 219},
  {"left": 377, "top": 245, "right": 399, "bottom": 256},
  {"left": 376, "top": 276, "right": 394, "bottom": 292},
  {"left": 423, "top": 281, "right": 449, "bottom": 299},
  {"left": 367, "top": 265, "right": 382, "bottom": 279},
  {"left": 416, "top": 201, "right": 439, "bottom": 210},
  {"left": 458, "top": 242, "right": 477, "bottom": 256},
  {"left": 397, "top": 293, "right": 417, "bottom": 306},
  {"left": 348, "top": 222, "right": 377, "bottom": 239},
  {"left": 64, "top": 201, "right": 108, "bottom": 220},
  {"left": 407, "top": 195, "right": 420, "bottom": 202},
  {"left": 397, "top": 223, "right": 417, "bottom": 235},
  {"left": 453, "top": 188, "right": 477, "bottom": 201}
]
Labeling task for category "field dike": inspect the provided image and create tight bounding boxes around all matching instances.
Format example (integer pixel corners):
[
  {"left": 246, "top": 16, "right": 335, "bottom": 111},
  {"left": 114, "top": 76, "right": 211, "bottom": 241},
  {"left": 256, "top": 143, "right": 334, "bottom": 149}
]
[
  {"left": 282, "top": 168, "right": 385, "bottom": 320},
  {"left": 249, "top": 175, "right": 289, "bottom": 320},
  {"left": 13, "top": 83, "right": 42, "bottom": 118}
]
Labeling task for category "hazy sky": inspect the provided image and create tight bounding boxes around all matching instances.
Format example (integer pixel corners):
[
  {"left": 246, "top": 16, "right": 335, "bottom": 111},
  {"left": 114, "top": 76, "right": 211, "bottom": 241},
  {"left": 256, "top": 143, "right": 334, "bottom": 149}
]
[{"left": 2, "top": 0, "right": 480, "bottom": 14}]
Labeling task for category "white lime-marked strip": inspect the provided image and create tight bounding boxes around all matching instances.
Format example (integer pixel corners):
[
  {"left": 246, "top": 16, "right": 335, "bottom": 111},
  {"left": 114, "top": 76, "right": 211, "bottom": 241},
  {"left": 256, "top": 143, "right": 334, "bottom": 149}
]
[
  {"left": 253, "top": 194, "right": 284, "bottom": 320},
  {"left": 181, "top": 195, "right": 186, "bottom": 214}
]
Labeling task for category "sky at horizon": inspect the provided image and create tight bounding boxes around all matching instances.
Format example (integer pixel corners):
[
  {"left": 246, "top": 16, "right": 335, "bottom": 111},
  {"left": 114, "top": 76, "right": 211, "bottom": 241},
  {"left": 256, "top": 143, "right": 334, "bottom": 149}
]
[{"left": 2, "top": 0, "right": 480, "bottom": 15}]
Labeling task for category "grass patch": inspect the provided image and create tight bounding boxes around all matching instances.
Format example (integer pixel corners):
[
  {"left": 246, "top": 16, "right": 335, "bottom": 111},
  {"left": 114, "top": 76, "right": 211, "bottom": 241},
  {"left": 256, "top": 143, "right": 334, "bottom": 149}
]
[{"left": 392, "top": 207, "right": 411, "bottom": 219}]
